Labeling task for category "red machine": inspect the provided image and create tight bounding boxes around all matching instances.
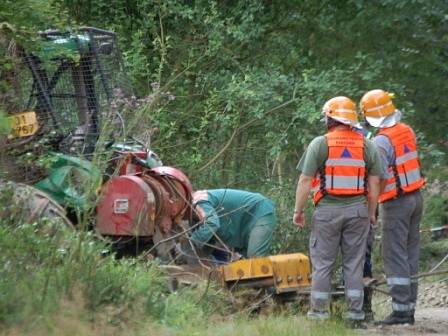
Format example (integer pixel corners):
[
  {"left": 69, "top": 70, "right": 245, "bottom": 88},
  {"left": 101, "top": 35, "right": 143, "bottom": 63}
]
[{"left": 96, "top": 149, "right": 193, "bottom": 241}]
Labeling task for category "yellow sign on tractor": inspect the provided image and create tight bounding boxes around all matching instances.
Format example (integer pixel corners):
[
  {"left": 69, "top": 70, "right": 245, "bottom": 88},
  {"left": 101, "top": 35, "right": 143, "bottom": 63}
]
[{"left": 8, "top": 111, "right": 39, "bottom": 139}]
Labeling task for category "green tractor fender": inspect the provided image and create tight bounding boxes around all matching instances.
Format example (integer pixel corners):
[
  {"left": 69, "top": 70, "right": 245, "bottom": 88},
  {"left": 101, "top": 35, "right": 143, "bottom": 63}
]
[{"left": 35, "top": 153, "right": 101, "bottom": 210}]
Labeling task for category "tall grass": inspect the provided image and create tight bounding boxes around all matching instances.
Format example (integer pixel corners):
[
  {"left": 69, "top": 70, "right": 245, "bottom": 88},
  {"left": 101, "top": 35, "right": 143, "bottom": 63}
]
[
  {"left": 0, "top": 211, "right": 358, "bottom": 335},
  {"left": 0, "top": 214, "right": 228, "bottom": 333}
]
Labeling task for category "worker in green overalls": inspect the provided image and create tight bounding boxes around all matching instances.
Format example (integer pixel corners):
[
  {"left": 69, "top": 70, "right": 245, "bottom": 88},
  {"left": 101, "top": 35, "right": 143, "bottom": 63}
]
[{"left": 190, "top": 189, "right": 277, "bottom": 259}]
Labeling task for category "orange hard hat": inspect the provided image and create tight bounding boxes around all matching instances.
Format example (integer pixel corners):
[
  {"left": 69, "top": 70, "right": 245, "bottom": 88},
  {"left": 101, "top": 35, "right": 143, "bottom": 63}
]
[
  {"left": 360, "top": 89, "right": 396, "bottom": 118},
  {"left": 360, "top": 89, "right": 398, "bottom": 127},
  {"left": 322, "top": 96, "right": 360, "bottom": 127}
]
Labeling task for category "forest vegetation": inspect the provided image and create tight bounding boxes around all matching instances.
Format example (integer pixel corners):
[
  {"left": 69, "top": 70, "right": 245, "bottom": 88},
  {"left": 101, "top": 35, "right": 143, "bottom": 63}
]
[{"left": 0, "top": 1, "right": 447, "bottom": 334}]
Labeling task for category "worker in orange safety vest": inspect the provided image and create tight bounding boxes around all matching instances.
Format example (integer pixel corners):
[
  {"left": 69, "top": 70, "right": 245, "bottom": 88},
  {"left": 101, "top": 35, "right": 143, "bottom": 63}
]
[
  {"left": 293, "top": 96, "right": 382, "bottom": 323},
  {"left": 360, "top": 89, "right": 425, "bottom": 326}
]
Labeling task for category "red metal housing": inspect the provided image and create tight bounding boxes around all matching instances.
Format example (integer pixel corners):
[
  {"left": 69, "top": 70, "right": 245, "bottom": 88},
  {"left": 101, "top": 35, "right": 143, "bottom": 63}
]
[
  {"left": 116, "top": 151, "right": 148, "bottom": 176},
  {"left": 96, "top": 175, "right": 156, "bottom": 236},
  {"left": 96, "top": 167, "right": 193, "bottom": 237}
]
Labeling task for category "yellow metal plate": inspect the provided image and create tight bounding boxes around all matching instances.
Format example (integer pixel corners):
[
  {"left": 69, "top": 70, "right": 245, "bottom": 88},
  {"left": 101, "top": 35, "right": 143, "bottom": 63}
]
[
  {"left": 220, "top": 257, "right": 273, "bottom": 281},
  {"left": 219, "top": 253, "right": 312, "bottom": 294},
  {"left": 8, "top": 111, "right": 39, "bottom": 139},
  {"left": 269, "top": 253, "right": 311, "bottom": 293}
]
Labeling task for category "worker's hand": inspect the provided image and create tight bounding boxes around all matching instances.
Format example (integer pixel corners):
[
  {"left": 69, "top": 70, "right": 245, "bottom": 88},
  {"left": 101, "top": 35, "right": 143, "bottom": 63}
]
[
  {"left": 230, "top": 252, "right": 242, "bottom": 262},
  {"left": 293, "top": 211, "right": 305, "bottom": 228},
  {"left": 177, "top": 235, "right": 191, "bottom": 252},
  {"left": 369, "top": 214, "right": 376, "bottom": 225}
]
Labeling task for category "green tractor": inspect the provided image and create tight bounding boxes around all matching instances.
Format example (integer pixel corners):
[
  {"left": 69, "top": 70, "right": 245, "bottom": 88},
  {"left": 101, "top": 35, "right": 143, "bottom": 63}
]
[{"left": 1, "top": 27, "right": 161, "bottom": 224}]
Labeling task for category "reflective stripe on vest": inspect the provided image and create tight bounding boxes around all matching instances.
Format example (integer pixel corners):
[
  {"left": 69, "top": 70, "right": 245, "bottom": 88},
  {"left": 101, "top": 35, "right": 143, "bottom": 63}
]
[
  {"left": 396, "top": 150, "right": 418, "bottom": 165},
  {"left": 383, "top": 168, "right": 422, "bottom": 193},
  {"left": 324, "top": 175, "right": 365, "bottom": 190},
  {"left": 313, "top": 129, "right": 366, "bottom": 205},
  {"left": 325, "top": 158, "right": 365, "bottom": 167},
  {"left": 378, "top": 123, "right": 424, "bottom": 203}
]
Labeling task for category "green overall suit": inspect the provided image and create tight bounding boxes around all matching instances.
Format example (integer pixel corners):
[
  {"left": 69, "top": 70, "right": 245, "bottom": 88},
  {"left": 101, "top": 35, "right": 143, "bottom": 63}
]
[{"left": 190, "top": 189, "right": 277, "bottom": 258}]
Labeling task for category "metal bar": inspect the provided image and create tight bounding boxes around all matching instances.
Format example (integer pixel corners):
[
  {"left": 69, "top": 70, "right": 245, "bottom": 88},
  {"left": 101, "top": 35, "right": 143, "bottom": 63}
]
[
  {"left": 23, "top": 53, "right": 60, "bottom": 130},
  {"left": 420, "top": 225, "right": 448, "bottom": 233},
  {"left": 26, "top": 81, "right": 36, "bottom": 109},
  {"left": 430, "top": 254, "right": 448, "bottom": 273},
  {"left": 85, "top": 29, "right": 112, "bottom": 101},
  {"left": 47, "top": 60, "right": 71, "bottom": 93},
  {"left": 78, "top": 26, "right": 116, "bottom": 37},
  {"left": 40, "top": 94, "right": 87, "bottom": 99},
  {"left": 373, "top": 269, "right": 448, "bottom": 287},
  {"left": 39, "top": 29, "right": 69, "bottom": 39},
  {"left": 226, "top": 278, "right": 274, "bottom": 289},
  {"left": 79, "top": 54, "right": 99, "bottom": 153}
]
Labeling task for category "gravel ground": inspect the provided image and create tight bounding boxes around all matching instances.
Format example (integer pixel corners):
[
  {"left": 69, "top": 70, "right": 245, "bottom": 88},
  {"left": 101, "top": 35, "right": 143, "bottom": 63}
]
[
  {"left": 417, "top": 282, "right": 448, "bottom": 308},
  {"left": 363, "top": 282, "right": 448, "bottom": 336}
]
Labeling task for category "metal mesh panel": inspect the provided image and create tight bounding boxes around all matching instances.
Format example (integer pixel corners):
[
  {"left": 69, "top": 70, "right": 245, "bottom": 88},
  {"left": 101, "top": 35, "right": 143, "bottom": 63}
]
[
  {"left": 1, "top": 27, "right": 132, "bottom": 182},
  {"left": 15, "top": 27, "right": 130, "bottom": 148}
]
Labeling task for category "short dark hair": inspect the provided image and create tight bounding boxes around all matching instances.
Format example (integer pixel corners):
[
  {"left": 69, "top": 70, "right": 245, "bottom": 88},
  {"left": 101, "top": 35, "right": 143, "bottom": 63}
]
[{"left": 326, "top": 117, "right": 344, "bottom": 130}]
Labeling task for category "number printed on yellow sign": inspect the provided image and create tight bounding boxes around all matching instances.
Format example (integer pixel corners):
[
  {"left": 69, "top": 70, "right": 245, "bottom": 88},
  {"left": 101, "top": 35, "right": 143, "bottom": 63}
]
[{"left": 8, "top": 111, "right": 40, "bottom": 139}]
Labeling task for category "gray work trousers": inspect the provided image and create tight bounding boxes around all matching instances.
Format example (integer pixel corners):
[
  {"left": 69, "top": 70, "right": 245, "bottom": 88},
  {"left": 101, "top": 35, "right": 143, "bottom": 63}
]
[
  {"left": 309, "top": 202, "right": 370, "bottom": 320},
  {"left": 380, "top": 191, "right": 423, "bottom": 314}
]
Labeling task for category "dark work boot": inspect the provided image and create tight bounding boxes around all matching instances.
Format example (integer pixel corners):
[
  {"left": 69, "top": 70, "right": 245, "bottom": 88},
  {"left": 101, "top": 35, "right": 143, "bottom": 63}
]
[
  {"left": 363, "top": 287, "right": 374, "bottom": 322},
  {"left": 376, "top": 311, "right": 414, "bottom": 325},
  {"left": 343, "top": 311, "right": 367, "bottom": 329},
  {"left": 409, "top": 309, "right": 415, "bottom": 324},
  {"left": 364, "top": 310, "right": 374, "bottom": 323},
  {"left": 345, "top": 319, "right": 368, "bottom": 329},
  {"left": 307, "top": 310, "right": 330, "bottom": 320}
]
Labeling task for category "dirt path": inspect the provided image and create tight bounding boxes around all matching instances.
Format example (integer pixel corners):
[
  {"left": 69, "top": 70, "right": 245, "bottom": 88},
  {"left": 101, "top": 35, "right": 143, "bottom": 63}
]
[
  {"left": 362, "top": 308, "right": 448, "bottom": 336},
  {"left": 363, "top": 281, "right": 448, "bottom": 335}
]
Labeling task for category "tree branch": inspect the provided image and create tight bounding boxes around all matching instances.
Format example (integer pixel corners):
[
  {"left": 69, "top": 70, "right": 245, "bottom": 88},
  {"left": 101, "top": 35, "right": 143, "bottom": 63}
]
[{"left": 197, "top": 97, "right": 299, "bottom": 172}]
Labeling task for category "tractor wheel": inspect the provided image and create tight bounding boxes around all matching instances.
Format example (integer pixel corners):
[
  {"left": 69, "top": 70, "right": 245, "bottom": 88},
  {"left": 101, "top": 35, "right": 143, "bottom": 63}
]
[{"left": 0, "top": 180, "right": 74, "bottom": 233}]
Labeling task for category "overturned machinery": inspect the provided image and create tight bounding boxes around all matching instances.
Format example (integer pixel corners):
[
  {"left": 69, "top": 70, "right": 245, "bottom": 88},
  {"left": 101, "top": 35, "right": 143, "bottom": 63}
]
[
  {"left": 1, "top": 25, "right": 196, "bottom": 249},
  {"left": 1, "top": 26, "right": 313, "bottom": 301}
]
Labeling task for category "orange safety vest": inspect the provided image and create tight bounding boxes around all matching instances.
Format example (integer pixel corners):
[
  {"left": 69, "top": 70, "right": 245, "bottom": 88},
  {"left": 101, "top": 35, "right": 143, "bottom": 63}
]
[
  {"left": 313, "top": 129, "right": 367, "bottom": 205},
  {"left": 377, "top": 123, "right": 424, "bottom": 203}
]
